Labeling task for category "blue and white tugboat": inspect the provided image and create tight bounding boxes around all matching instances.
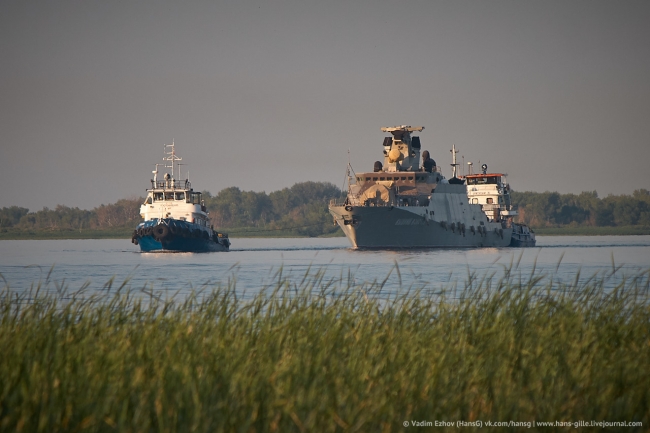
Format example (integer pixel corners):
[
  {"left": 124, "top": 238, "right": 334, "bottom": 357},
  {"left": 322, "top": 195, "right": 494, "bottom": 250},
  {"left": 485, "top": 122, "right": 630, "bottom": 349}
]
[{"left": 131, "top": 142, "right": 230, "bottom": 252}]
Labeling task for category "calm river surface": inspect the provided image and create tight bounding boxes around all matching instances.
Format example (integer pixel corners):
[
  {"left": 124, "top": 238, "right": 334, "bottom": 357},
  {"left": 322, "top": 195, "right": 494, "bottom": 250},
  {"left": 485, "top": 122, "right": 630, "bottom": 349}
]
[{"left": 1, "top": 236, "right": 649, "bottom": 299}]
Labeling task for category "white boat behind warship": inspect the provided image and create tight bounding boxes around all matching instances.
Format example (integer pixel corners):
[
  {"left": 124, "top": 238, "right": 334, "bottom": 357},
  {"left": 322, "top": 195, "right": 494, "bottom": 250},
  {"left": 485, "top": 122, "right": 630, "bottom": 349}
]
[
  {"left": 131, "top": 142, "right": 230, "bottom": 252},
  {"left": 329, "top": 125, "right": 535, "bottom": 248}
]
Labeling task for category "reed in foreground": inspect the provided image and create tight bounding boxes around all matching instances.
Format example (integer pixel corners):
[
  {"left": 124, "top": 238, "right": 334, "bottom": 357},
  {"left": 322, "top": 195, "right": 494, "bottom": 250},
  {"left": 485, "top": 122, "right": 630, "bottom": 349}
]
[{"left": 1, "top": 268, "right": 649, "bottom": 432}]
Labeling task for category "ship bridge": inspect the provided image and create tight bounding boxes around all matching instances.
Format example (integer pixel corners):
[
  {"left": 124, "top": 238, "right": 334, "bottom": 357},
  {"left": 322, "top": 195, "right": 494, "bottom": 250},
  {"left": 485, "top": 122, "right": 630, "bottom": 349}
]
[{"left": 464, "top": 172, "right": 517, "bottom": 221}]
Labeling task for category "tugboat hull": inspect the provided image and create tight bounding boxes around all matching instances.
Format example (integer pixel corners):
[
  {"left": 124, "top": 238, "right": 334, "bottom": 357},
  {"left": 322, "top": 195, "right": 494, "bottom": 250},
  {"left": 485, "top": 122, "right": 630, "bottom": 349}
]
[
  {"left": 509, "top": 223, "right": 536, "bottom": 247},
  {"left": 132, "top": 219, "right": 230, "bottom": 253}
]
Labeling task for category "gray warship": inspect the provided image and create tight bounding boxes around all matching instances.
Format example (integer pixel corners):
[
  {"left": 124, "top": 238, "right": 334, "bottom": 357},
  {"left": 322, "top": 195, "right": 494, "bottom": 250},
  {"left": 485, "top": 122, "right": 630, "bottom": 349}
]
[{"left": 329, "top": 125, "right": 534, "bottom": 248}]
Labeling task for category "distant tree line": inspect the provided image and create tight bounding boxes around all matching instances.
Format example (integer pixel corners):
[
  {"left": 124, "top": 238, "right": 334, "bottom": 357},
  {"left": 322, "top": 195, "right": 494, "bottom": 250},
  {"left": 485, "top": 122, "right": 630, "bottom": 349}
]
[
  {"left": 202, "top": 181, "right": 343, "bottom": 236},
  {"left": 511, "top": 189, "right": 650, "bottom": 228},
  {"left": 2, "top": 185, "right": 647, "bottom": 236},
  {"left": 0, "top": 198, "right": 143, "bottom": 232},
  {"left": 0, "top": 182, "right": 344, "bottom": 237}
]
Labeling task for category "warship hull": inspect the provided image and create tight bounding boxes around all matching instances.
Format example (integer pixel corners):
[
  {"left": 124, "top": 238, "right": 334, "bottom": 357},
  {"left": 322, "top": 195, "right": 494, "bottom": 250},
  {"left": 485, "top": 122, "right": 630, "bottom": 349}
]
[{"left": 330, "top": 204, "right": 512, "bottom": 249}]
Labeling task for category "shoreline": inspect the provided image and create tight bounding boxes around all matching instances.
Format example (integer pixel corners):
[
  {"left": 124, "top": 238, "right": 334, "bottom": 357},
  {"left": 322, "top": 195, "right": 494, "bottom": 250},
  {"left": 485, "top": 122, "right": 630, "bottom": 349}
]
[{"left": 1, "top": 226, "right": 649, "bottom": 240}]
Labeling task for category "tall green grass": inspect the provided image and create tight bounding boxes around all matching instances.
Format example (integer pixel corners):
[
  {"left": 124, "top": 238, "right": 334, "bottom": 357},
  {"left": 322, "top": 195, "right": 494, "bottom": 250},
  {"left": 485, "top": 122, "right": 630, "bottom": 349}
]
[{"left": 1, "top": 267, "right": 649, "bottom": 432}]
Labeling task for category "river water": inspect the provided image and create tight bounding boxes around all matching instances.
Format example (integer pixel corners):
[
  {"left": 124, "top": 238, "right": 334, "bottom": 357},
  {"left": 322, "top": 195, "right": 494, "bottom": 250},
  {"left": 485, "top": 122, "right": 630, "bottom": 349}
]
[{"left": 1, "top": 236, "right": 649, "bottom": 300}]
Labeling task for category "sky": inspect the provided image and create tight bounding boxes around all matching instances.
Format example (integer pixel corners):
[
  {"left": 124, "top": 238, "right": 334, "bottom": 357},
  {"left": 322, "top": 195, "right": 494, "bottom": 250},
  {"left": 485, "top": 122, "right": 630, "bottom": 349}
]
[{"left": 1, "top": 0, "right": 649, "bottom": 211}]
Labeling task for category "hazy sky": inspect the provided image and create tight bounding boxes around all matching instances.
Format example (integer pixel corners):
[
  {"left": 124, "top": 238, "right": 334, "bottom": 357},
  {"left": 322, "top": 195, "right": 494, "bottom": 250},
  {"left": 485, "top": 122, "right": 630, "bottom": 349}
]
[{"left": 2, "top": 0, "right": 649, "bottom": 211}]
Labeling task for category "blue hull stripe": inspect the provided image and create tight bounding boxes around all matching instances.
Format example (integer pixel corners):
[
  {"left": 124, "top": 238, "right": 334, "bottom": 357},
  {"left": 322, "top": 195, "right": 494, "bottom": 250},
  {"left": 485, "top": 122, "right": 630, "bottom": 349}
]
[{"left": 133, "top": 219, "right": 229, "bottom": 253}]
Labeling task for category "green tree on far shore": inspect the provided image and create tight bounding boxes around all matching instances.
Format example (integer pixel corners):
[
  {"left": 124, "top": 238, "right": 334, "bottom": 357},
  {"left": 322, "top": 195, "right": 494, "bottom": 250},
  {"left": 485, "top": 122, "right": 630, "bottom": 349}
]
[
  {"left": 511, "top": 189, "right": 650, "bottom": 228},
  {"left": 2, "top": 185, "right": 648, "bottom": 238}
]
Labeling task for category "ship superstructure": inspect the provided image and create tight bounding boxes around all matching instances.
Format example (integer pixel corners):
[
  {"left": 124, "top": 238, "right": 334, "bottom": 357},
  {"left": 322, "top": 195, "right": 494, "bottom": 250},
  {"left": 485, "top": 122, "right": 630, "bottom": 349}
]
[
  {"left": 464, "top": 165, "right": 536, "bottom": 247},
  {"left": 131, "top": 142, "right": 230, "bottom": 252},
  {"left": 329, "top": 125, "right": 531, "bottom": 248}
]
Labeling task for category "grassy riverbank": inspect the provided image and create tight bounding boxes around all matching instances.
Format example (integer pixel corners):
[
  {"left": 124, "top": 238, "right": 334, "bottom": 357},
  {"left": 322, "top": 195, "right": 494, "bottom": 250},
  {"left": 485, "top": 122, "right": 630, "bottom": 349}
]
[
  {"left": 0, "top": 227, "right": 133, "bottom": 240},
  {"left": 1, "top": 269, "right": 649, "bottom": 432},
  {"left": 532, "top": 225, "right": 650, "bottom": 236}
]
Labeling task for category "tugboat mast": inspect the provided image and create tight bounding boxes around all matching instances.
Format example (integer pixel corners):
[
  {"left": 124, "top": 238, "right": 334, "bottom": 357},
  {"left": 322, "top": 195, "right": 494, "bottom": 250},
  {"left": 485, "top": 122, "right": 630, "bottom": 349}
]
[{"left": 164, "top": 142, "right": 182, "bottom": 181}]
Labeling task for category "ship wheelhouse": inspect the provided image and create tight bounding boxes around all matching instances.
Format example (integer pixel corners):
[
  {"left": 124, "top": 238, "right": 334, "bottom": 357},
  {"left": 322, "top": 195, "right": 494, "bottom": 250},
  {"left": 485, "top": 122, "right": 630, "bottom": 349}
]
[{"left": 464, "top": 173, "right": 517, "bottom": 222}]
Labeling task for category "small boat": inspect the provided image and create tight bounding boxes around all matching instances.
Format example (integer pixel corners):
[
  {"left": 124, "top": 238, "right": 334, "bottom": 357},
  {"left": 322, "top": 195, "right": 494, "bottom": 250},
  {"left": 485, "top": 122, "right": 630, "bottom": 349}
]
[
  {"left": 509, "top": 223, "right": 536, "bottom": 247},
  {"left": 131, "top": 142, "right": 230, "bottom": 252}
]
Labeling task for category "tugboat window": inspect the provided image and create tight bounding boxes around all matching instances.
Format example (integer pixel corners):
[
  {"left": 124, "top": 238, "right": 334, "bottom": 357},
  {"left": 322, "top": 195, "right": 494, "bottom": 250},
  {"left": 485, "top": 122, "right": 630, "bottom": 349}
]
[
  {"left": 154, "top": 192, "right": 163, "bottom": 201},
  {"left": 175, "top": 192, "right": 185, "bottom": 200},
  {"left": 165, "top": 192, "right": 174, "bottom": 200}
]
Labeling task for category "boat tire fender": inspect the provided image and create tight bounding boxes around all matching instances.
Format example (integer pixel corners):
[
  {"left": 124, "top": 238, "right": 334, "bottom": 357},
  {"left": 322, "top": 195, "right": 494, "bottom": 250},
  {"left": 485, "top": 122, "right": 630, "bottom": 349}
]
[{"left": 153, "top": 224, "right": 170, "bottom": 241}]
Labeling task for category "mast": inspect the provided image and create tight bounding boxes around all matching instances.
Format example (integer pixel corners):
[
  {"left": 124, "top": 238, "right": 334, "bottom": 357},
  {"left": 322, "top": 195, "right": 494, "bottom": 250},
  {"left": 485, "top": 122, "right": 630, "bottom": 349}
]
[
  {"left": 450, "top": 144, "right": 459, "bottom": 178},
  {"left": 163, "top": 141, "right": 182, "bottom": 183}
]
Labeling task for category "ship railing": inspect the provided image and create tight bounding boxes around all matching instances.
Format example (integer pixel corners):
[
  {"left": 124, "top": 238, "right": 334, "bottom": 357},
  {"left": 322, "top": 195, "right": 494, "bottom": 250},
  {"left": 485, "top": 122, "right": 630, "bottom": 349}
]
[{"left": 150, "top": 179, "right": 191, "bottom": 189}]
